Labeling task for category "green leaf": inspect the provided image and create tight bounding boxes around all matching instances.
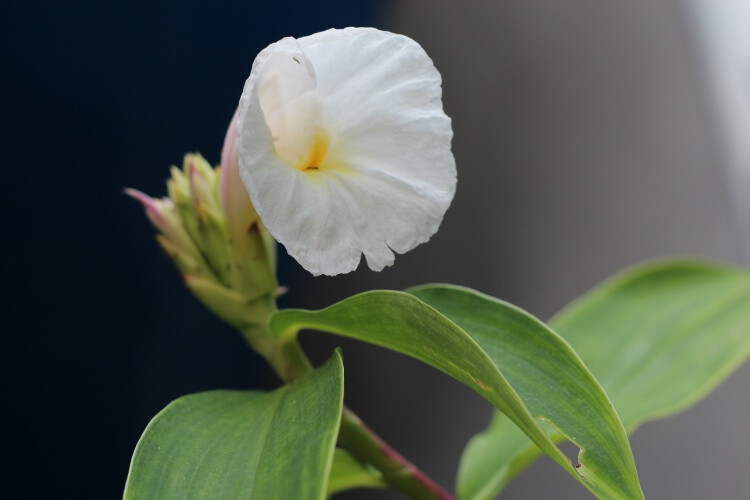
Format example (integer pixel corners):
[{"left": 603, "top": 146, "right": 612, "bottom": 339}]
[
  {"left": 326, "top": 449, "right": 385, "bottom": 497},
  {"left": 271, "top": 291, "right": 643, "bottom": 499},
  {"left": 124, "top": 351, "right": 344, "bottom": 500},
  {"left": 457, "top": 260, "right": 750, "bottom": 499}
]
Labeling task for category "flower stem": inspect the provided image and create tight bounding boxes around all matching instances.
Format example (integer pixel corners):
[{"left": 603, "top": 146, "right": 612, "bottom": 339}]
[
  {"left": 261, "top": 333, "right": 453, "bottom": 499},
  {"left": 338, "top": 408, "right": 454, "bottom": 500},
  {"left": 267, "top": 334, "right": 313, "bottom": 382}
]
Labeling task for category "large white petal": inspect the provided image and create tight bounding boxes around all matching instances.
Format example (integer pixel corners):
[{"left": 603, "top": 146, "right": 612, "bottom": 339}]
[{"left": 237, "top": 28, "right": 456, "bottom": 276}]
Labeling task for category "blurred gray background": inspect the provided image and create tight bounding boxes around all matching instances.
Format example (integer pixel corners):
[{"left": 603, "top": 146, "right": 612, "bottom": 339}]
[{"left": 308, "top": 1, "right": 750, "bottom": 498}]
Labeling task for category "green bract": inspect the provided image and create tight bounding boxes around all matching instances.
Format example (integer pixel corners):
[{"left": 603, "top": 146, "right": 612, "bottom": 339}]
[
  {"left": 457, "top": 260, "right": 750, "bottom": 499},
  {"left": 127, "top": 155, "right": 279, "bottom": 354}
]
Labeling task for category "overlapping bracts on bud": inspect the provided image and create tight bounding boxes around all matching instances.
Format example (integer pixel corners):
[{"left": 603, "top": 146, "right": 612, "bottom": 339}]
[{"left": 126, "top": 153, "right": 277, "bottom": 329}]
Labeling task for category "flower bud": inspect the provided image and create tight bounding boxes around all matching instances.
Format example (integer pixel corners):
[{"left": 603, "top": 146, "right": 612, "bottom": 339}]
[
  {"left": 124, "top": 188, "right": 197, "bottom": 258},
  {"left": 218, "top": 111, "right": 277, "bottom": 290},
  {"left": 127, "top": 152, "right": 278, "bottom": 343},
  {"left": 219, "top": 110, "right": 259, "bottom": 238}
]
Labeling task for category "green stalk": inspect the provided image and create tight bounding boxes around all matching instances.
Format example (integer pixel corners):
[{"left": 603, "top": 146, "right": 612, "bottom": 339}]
[
  {"left": 247, "top": 325, "right": 453, "bottom": 500},
  {"left": 337, "top": 408, "right": 453, "bottom": 500}
]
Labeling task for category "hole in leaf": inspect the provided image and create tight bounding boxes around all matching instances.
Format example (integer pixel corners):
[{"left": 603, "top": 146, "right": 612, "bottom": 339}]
[
  {"left": 537, "top": 417, "right": 583, "bottom": 469},
  {"left": 558, "top": 439, "right": 580, "bottom": 467}
]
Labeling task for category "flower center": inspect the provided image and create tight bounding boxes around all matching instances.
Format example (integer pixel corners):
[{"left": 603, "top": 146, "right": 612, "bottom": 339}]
[
  {"left": 294, "top": 130, "right": 329, "bottom": 171},
  {"left": 257, "top": 43, "right": 349, "bottom": 175}
]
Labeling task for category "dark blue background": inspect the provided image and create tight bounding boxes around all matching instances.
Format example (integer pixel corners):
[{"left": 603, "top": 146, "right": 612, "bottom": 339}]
[{"left": 4, "top": 2, "right": 376, "bottom": 497}]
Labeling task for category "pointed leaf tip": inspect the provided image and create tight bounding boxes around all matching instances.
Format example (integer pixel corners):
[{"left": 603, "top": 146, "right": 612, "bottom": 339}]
[{"left": 124, "top": 350, "right": 344, "bottom": 500}]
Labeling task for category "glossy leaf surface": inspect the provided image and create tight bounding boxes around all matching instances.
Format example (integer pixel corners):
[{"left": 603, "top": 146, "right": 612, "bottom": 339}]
[
  {"left": 457, "top": 260, "right": 750, "bottom": 499},
  {"left": 124, "top": 351, "right": 344, "bottom": 499},
  {"left": 271, "top": 290, "right": 643, "bottom": 499}
]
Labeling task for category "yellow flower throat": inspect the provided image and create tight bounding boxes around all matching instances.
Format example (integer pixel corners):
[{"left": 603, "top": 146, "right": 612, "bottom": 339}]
[{"left": 295, "top": 132, "right": 329, "bottom": 172}]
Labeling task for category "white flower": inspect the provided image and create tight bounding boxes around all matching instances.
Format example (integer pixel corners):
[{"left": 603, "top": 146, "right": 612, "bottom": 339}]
[{"left": 236, "top": 27, "right": 456, "bottom": 276}]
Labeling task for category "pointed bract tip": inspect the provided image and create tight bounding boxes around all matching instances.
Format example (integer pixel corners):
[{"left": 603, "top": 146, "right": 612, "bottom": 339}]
[{"left": 124, "top": 187, "right": 164, "bottom": 224}]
